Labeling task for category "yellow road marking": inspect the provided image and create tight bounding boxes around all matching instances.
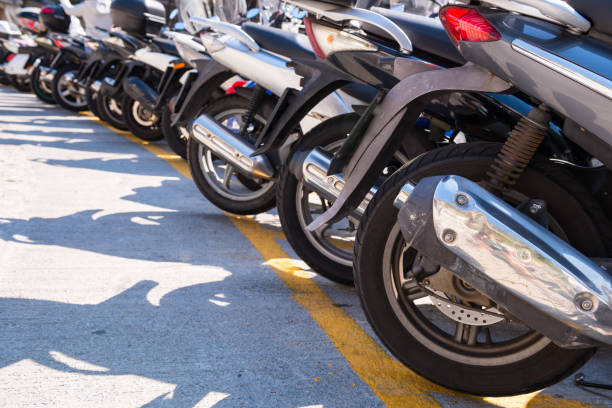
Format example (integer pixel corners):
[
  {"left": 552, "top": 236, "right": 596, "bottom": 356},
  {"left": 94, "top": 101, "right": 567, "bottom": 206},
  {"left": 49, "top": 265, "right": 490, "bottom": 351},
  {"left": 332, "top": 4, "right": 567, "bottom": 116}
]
[{"left": 84, "top": 112, "right": 596, "bottom": 408}]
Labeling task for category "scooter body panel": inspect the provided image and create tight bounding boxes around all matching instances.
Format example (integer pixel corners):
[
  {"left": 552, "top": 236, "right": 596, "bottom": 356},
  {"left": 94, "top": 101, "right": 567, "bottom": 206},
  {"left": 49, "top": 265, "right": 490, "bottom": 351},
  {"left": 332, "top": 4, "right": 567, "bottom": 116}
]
[{"left": 133, "top": 49, "right": 176, "bottom": 73}]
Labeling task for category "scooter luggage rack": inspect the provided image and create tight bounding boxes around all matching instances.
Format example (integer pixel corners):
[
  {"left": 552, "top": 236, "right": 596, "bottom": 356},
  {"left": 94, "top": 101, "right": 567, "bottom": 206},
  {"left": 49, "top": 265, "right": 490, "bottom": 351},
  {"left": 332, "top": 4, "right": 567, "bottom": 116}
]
[{"left": 189, "top": 16, "right": 260, "bottom": 52}]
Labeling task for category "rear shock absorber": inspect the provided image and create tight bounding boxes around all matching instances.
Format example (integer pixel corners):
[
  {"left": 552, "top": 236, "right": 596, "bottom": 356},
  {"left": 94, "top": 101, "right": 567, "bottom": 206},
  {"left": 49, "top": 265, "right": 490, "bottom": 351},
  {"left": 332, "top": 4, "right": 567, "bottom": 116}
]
[
  {"left": 486, "top": 105, "right": 551, "bottom": 193},
  {"left": 239, "top": 85, "right": 266, "bottom": 138}
]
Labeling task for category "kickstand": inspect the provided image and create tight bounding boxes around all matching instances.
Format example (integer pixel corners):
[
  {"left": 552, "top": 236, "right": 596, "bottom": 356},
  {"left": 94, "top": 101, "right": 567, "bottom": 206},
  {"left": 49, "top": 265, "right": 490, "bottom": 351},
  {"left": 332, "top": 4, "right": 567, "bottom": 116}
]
[{"left": 575, "top": 373, "right": 612, "bottom": 390}]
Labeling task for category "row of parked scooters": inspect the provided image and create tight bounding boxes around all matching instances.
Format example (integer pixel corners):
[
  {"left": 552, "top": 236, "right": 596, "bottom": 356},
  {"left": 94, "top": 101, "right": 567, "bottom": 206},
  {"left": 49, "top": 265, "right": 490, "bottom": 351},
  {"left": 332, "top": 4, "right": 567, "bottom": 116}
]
[{"left": 2, "top": 0, "right": 612, "bottom": 397}]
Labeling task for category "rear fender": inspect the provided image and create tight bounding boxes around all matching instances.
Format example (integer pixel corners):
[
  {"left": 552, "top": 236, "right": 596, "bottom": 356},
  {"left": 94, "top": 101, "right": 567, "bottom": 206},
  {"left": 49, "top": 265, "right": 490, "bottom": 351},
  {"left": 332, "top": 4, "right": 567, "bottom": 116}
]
[
  {"left": 101, "top": 60, "right": 143, "bottom": 96},
  {"left": 171, "top": 59, "right": 234, "bottom": 126},
  {"left": 250, "top": 58, "right": 356, "bottom": 157},
  {"left": 308, "top": 63, "right": 511, "bottom": 230}
]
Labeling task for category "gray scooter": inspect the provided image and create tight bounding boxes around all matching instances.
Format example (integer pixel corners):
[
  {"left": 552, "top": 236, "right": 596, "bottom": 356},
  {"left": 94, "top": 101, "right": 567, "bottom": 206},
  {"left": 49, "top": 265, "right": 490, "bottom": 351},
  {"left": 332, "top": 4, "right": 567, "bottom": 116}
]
[{"left": 289, "top": 0, "right": 612, "bottom": 396}]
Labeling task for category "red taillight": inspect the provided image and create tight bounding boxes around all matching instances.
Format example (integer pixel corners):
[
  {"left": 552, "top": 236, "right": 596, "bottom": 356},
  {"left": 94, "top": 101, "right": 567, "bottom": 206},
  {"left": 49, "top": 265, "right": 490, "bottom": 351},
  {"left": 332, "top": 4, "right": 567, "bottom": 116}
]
[
  {"left": 304, "top": 18, "right": 326, "bottom": 59},
  {"left": 41, "top": 7, "right": 54, "bottom": 14},
  {"left": 53, "top": 39, "right": 63, "bottom": 49},
  {"left": 439, "top": 6, "right": 501, "bottom": 46},
  {"left": 6, "top": 54, "right": 15, "bottom": 62}
]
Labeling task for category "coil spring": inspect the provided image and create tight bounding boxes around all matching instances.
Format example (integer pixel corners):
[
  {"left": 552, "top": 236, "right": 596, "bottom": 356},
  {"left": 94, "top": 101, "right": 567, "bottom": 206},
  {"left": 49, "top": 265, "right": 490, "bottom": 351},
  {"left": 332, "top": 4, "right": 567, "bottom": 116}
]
[
  {"left": 486, "top": 106, "right": 550, "bottom": 192},
  {"left": 240, "top": 86, "right": 266, "bottom": 138}
]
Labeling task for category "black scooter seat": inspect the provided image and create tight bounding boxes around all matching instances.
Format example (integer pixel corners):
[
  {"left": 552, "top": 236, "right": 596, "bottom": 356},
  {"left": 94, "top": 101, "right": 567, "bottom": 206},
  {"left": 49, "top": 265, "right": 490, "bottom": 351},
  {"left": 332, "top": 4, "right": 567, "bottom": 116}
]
[
  {"left": 152, "top": 37, "right": 179, "bottom": 57},
  {"left": 242, "top": 22, "right": 315, "bottom": 60},
  {"left": 371, "top": 8, "right": 465, "bottom": 66}
]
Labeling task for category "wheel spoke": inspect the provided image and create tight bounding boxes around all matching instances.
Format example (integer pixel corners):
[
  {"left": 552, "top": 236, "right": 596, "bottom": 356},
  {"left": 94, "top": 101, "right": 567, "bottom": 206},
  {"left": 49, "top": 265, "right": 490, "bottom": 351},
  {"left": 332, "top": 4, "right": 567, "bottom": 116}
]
[
  {"left": 313, "top": 223, "right": 331, "bottom": 239},
  {"left": 454, "top": 322, "right": 480, "bottom": 345},
  {"left": 223, "top": 165, "right": 234, "bottom": 188},
  {"left": 484, "top": 327, "right": 493, "bottom": 345}
]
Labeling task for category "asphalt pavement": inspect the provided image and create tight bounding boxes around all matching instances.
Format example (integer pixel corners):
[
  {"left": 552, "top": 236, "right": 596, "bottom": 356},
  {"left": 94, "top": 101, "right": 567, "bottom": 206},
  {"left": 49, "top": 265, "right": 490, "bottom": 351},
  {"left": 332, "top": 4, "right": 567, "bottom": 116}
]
[{"left": 0, "top": 85, "right": 610, "bottom": 407}]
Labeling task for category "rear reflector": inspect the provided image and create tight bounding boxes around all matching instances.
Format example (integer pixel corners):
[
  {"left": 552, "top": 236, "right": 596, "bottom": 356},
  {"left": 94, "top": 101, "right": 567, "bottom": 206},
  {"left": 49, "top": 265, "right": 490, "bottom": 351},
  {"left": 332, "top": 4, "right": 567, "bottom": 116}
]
[{"left": 439, "top": 6, "right": 501, "bottom": 46}]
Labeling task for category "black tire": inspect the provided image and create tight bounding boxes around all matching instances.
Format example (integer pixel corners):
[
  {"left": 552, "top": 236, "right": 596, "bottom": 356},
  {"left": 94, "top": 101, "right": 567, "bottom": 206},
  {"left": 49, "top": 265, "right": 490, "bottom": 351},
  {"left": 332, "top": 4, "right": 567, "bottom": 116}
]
[
  {"left": 277, "top": 113, "right": 359, "bottom": 284},
  {"left": 354, "top": 142, "right": 607, "bottom": 396},
  {"left": 30, "top": 65, "right": 55, "bottom": 104},
  {"left": 52, "top": 64, "right": 88, "bottom": 112},
  {"left": 97, "top": 91, "right": 128, "bottom": 130},
  {"left": 122, "top": 93, "right": 163, "bottom": 141},
  {"left": 85, "top": 85, "right": 100, "bottom": 118},
  {"left": 10, "top": 75, "right": 30, "bottom": 92},
  {"left": 187, "top": 91, "right": 277, "bottom": 215},
  {"left": 0, "top": 72, "right": 10, "bottom": 85},
  {"left": 161, "top": 103, "right": 187, "bottom": 159}
]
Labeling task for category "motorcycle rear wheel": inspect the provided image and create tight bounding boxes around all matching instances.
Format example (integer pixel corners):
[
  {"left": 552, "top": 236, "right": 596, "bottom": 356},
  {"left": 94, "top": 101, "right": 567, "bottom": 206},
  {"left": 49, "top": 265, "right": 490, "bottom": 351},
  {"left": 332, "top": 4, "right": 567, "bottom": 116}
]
[
  {"left": 30, "top": 65, "right": 55, "bottom": 104},
  {"left": 122, "top": 93, "right": 163, "bottom": 141},
  {"left": 85, "top": 85, "right": 100, "bottom": 118},
  {"left": 97, "top": 91, "right": 128, "bottom": 130},
  {"left": 161, "top": 103, "right": 188, "bottom": 159},
  {"left": 52, "top": 65, "right": 88, "bottom": 112},
  {"left": 186, "top": 92, "right": 277, "bottom": 215},
  {"left": 354, "top": 142, "right": 608, "bottom": 396}
]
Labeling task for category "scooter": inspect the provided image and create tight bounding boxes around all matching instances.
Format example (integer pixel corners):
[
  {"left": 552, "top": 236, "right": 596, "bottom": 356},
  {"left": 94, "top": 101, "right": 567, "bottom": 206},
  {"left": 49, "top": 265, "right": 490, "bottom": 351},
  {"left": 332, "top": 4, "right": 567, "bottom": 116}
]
[
  {"left": 31, "top": 4, "right": 86, "bottom": 105},
  {"left": 240, "top": 2, "right": 526, "bottom": 283},
  {"left": 0, "top": 8, "right": 45, "bottom": 92},
  {"left": 290, "top": 0, "right": 612, "bottom": 396},
  {"left": 0, "top": 20, "right": 22, "bottom": 86},
  {"left": 158, "top": 2, "right": 363, "bottom": 216}
]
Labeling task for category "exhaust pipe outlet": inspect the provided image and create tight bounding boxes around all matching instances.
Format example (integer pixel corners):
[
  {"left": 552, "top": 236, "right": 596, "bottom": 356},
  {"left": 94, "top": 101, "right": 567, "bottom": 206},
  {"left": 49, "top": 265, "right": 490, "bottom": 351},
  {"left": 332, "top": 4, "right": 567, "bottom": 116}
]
[
  {"left": 122, "top": 76, "right": 159, "bottom": 112},
  {"left": 292, "top": 147, "right": 377, "bottom": 223},
  {"left": 395, "top": 175, "right": 612, "bottom": 348},
  {"left": 191, "top": 114, "right": 274, "bottom": 179}
]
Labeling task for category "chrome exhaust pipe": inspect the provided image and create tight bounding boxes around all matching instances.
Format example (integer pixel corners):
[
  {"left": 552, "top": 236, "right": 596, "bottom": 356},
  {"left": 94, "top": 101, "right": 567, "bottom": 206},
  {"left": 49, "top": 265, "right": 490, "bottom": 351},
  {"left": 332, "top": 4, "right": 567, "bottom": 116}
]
[
  {"left": 394, "top": 175, "right": 612, "bottom": 347},
  {"left": 292, "top": 147, "right": 377, "bottom": 222},
  {"left": 191, "top": 114, "right": 274, "bottom": 179}
]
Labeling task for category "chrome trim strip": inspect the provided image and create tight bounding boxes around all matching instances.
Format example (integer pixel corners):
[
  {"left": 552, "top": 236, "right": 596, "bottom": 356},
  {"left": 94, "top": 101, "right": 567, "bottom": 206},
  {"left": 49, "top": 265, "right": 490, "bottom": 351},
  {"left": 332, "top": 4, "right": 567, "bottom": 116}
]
[
  {"left": 431, "top": 175, "right": 612, "bottom": 345},
  {"left": 512, "top": 39, "right": 612, "bottom": 100},
  {"left": 190, "top": 17, "right": 260, "bottom": 53},
  {"left": 286, "top": 0, "right": 412, "bottom": 53},
  {"left": 484, "top": 0, "right": 590, "bottom": 33}
]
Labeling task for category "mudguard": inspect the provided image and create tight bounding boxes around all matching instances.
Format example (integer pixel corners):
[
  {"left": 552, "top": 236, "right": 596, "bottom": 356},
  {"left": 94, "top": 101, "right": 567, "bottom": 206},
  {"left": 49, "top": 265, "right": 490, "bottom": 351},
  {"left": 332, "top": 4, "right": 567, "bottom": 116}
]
[
  {"left": 170, "top": 58, "right": 234, "bottom": 126},
  {"left": 307, "top": 63, "right": 511, "bottom": 230},
  {"left": 250, "top": 58, "right": 356, "bottom": 156},
  {"left": 50, "top": 47, "right": 86, "bottom": 69},
  {"left": 100, "top": 60, "right": 145, "bottom": 96}
]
